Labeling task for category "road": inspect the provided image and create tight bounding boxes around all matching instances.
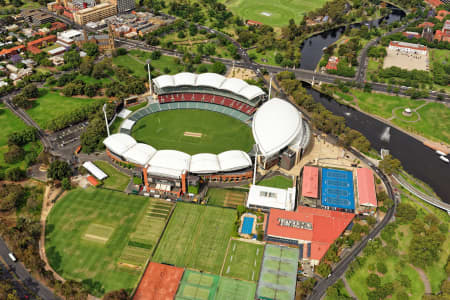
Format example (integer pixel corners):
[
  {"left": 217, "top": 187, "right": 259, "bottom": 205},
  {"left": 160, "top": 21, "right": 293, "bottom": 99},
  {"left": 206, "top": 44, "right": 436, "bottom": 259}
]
[
  {"left": 307, "top": 147, "right": 396, "bottom": 300},
  {"left": 0, "top": 238, "right": 60, "bottom": 300}
]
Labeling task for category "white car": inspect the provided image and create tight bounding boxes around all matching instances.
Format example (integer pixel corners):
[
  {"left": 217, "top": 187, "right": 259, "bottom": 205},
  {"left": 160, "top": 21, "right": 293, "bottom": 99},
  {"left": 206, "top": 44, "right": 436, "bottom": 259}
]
[{"left": 8, "top": 252, "right": 17, "bottom": 262}]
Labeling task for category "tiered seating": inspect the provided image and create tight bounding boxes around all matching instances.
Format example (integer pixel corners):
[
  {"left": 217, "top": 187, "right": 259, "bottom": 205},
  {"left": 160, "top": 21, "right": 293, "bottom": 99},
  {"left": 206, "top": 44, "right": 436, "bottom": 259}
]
[{"left": 157, "top": 92, "right": 257, "bottom": 116}]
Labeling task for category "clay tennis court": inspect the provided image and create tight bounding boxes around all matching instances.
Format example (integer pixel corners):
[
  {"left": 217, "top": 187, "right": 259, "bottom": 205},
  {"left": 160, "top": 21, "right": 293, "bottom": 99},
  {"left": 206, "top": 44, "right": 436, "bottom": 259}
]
[{"left": 133, "top": 262, "right": 184, "bottom": 300}]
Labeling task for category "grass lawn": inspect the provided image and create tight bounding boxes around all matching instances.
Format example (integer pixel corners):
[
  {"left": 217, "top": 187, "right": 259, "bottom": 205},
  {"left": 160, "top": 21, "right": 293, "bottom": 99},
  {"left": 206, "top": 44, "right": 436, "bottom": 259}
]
[
  {"left": 0, "top": 104, "right": 28, "bottom": 147},
  {"left": 222, "top": 240, "right": 264, "bottom": 281},
  {"left": 93, "top": 161, "right": 130, "bottom": 191},
  {"left": 45, "top": 188, "right": 158, "bottom": 296},
  {"left": 216, "top": 277, "right": 256, "bottom": 300},
  {"left": 132, "top": 109, "right": 254, "bottom": 154},
  {"left": 27, "top": 89, "right": 103, "bottom": 129},
  {"left": 128, "top": 102, "right": 147, "bottom": 112},
  {"left": 220, "top": 0, "right": 327, "bottom": 27},
  {"left": 113, "top": 54, "right": 147, "bottom": 78},
  {"left": 153, "top": 202, "right": 235, "bottom": 274},
  {"left": 206, "top": 188, "right": 247, "bottom": 208},
  {"left": 247, "top": 48, "right": 278, "bottom": 66},
  {"left": 76, "top": 74, "right": 112, "bottom": 86},
  {"left": 335, "top": 91, "right": 354, "bottom": 103},
  {"left": 256, "top": 176, "right": 293, "bottom": 189}
]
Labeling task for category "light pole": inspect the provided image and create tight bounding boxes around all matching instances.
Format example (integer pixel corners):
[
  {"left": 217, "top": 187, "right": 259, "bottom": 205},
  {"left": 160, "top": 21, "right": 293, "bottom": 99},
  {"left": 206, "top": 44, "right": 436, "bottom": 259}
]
[
  {"left": 268, "top": 75, "right": 273, "bottom": 99},
  {"left": 252, "top": 145, "right": 258, "bottom": 185},
  {"left": 103, "top": 103, "right": 110, "bottom": 137},
  {"left": 146, "top": 59, "right": 152, "bottom": 94}
]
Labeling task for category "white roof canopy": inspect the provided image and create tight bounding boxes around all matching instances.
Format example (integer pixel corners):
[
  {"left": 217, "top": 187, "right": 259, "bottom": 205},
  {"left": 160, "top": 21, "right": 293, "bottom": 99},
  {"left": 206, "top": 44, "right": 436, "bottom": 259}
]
[
  {"left": 196, "top": 73, "right": 226, "bottom": 89},
  {"left": 190, "top": 153, "right": 220, "bottom": 174},
  {"left": 174, "top": 72, "right": 196, "bottom": 86},
  {"left": 153, "top": 74, "right": 173, "bottom": 89},
  {"left": 103, "top": 133, "right": 137, "bottom": 156},
  {"left": 240, "top": 85, "right": 265, "bottom": 100},
  {"left": 252, "top": 98, "right": 303, "bottom": 157},
  {"left": 122, "top": 143, "right": 157, "bottom": 166},
  {"left": 217, "top": 150, "right": 252, "bottom": 172},
  {"left": 83, "top": 161, "right": 108, "bottom": 180},
  {"left": 147, "top": 150, "right": 191, "bottom": 178}
]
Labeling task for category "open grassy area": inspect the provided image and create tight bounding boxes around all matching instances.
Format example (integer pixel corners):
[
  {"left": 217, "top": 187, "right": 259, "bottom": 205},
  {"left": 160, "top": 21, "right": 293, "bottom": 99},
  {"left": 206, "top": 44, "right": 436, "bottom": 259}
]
[
  {"left": 27, "top": 89, "right": 103, "bottom": 129},
  {"left": 220, "top": 0, "right": 327, "bottom": 27},
  {"left": 0, "top": 104, "right": 28, "bottom": 147},
  {"left": 153, "top": 202, "right": 235, "bottom": 274},
  {"left": 256, "top": 176, "right": 293, "bottom": 189},
  {"left": 112, "top": 54, "right": 148, "bottom": 78},
  {"left": 351, "top": 90, "right": 450, "bottom": 144},
  {"left": 93, "top": 161, "right": 130, "bottom": 191},
  {"left": 206, "top": 188, "right": 247, "bottom": 208},
  {"left": 45, "top": 188, "right": 160, "bottom": 296},
  {"left": 76, "top": 74, "right": 112, "bottom": 86},
  {"left": 222, "top": 240, "right": 264, "bottom": 281},
  {"left": 132, "top": 109, "right": 254, "bottom": 154}
]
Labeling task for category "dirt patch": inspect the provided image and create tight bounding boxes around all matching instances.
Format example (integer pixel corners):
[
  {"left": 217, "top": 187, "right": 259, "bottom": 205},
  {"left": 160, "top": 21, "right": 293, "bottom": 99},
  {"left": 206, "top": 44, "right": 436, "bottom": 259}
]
[{"left": 184, "top": 131, "right": 202, "bottom": 138}]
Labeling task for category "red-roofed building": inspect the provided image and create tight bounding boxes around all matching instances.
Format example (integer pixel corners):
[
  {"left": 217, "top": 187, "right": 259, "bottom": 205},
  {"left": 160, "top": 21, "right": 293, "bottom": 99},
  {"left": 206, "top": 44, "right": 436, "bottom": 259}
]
[
  {"left": 425, "top": 0, "right": 443, "bottom": 8},
  {"left": 247, "top": 20, "right": 263, "bottom": 26},
  {"left": 0, "top": 45, "right": 25, "bottom": 59},
  {"left": 388, "top": 41, "right": 428, "bottom": 55},
  {"left": 51, "top": 22, "right": 67, "bottom": 31},
  {"left": 27, "top": 35, "right": 57, "bottom": 55},
  {"left": 87, "top": 176, "right": 99, "bottom": 186},
  {"left": 418, "top": 22, "right": 435, "bottom": 28},
  {"left": 435, "top": 10, "right": 449, "bottom": 21},
  {"left": 356, "top": 168, "right": 377, "bottom": 212},
  {"left": 266, "top": 207, "right": 354, "bottom": 265},
  {"left": 325, "top": 56, "right": 339, "bottom": 70},
  {"left": 133, "top": 262, "right": 184, "bottom": 300},
  {"left": 301, "top": 166, "right": 319, "bottom": 199},
  {"left": 402, "top": 31, "right": 421, "bottom": 38}
]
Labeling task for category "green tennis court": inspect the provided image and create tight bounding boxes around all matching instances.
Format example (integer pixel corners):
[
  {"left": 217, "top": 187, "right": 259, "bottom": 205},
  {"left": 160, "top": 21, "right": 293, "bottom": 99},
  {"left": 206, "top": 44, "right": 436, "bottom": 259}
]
[
  {"left": 176, "top": 270, "right": 220, "bottom": 300},
  {"left": 216, "top": 277, "right": 256, "bottom": 300}
]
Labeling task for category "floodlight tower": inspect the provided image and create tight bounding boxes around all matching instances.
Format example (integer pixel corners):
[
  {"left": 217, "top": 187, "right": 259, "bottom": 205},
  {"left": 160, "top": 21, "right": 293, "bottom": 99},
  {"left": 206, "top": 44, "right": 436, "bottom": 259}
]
[
  {"left": 252, "top": 145, "right": 258, "bottom": 185},
  {"left": 146, "top": 59, "right": 152, "bottom": 94},
  {"left": 268, "top": 75, "right": 273, "bottom": 99},
  {"left": 103, "top": 103, "right": 110, "bottom": 137}
]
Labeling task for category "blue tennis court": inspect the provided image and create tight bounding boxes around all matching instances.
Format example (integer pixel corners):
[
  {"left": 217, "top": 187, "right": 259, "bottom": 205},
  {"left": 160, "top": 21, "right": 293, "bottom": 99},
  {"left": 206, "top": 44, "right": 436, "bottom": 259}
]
[
  {"left": 321, "top": 168, "right": 355, "bottom": 210},
  {"left": 241, "top": 217, "right": 254, "bottom": 235}
]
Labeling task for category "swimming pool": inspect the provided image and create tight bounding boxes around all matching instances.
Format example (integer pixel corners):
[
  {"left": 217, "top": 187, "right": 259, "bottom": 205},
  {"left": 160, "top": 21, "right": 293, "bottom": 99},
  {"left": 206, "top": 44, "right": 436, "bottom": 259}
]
[{"left": 241, "top": 216, "right": 254, "bottom": 235}]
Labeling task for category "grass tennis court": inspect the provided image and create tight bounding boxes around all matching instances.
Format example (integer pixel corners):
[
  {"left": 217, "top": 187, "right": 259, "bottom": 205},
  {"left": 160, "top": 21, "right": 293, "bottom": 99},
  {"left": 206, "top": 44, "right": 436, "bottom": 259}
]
[
  {"left": 176, "top": 270, "right": 220, "bottom": 300},
  {"left": 94, "top": 161, "right": 130, "bottom": 191},
  {"left": 153, "top": 203, "right": 235, "bottom": 274},
  {"left": 216, "top": 277, "right": 256, "bottom": 300},
  {"left": 256, "top": 175, "right": 293, "bottom": 189},
  {"left": 220, "top": 0, "right": 327, "bottom": 27},
  {"left": 45, "top": 188, "right": 168, "bottom": 296},
  {"left": 131, "top": 109, "right": 254, "bottom": 155},
  {"left": 206, "top": 188, "right": 247, "bottom": 208},
  {"left": 222, "top": 240, "right": 263, "bottom": 281}
]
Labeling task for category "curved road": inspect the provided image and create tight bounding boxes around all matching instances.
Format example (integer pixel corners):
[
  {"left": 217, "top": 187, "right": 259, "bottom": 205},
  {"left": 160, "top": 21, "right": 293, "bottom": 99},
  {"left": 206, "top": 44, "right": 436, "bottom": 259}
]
[{"left": 0, "top": 238, "right": 60, "bottom": 300}]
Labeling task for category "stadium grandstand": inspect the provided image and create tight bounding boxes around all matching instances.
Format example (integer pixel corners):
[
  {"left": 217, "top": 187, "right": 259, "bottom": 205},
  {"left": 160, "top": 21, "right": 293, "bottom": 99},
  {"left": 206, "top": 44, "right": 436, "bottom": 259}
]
[{"left": 152, "top": 72, "right": 265, "bottom": 116}]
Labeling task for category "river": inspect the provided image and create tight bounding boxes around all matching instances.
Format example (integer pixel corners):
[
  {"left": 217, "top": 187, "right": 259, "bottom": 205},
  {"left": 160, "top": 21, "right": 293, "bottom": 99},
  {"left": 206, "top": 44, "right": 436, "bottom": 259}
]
[
  {"left": 300, "top": 5, "right": 406, "bottom": 70},
  {"left": 305, "top": 85, "right": 450, "bottom": 203}
]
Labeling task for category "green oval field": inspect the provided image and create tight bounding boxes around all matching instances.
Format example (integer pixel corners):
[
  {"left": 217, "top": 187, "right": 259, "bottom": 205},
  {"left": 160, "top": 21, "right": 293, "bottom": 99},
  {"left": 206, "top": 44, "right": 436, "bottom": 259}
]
[{"left": 131, "top": 109, "right": 254, "bottom": 155}]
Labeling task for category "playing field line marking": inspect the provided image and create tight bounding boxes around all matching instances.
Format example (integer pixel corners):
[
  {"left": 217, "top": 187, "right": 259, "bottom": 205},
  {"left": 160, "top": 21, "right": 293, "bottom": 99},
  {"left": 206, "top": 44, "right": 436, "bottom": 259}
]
[{"left": 184, "top": 131, "right": 202, "bottom": 138}]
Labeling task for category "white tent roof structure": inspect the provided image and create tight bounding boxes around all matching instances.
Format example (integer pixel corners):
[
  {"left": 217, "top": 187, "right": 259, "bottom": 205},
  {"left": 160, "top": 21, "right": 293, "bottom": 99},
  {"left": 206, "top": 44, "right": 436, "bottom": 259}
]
[
  {"left": 196, "top": 73, "right": 226, "bottom": 89},
  {"left": 240, "top": 85, "right": 265, "bottom": 100},
  {"left": 103, "top": 133, "right": 137, "bottom": 156},
  {"left": 252, "top": 98, "right": 303, "bottom": 157},
  {"left": 247, "top": 185, "right": 296, "bottom": 211},
  {"left": 152, "top": 74, "right": 173, "bottom": 89},
  {"left": 120, "top": 119, "right": 135, "bottom": 131},
  {"left": 190, "top": 153, "right": 221, "bottom": 174},
  {"left": 122, "top": 143, "right": 157, "bottom": 166},
  {"left": 174, "top": 72, "right": 196, "bottom": 86},
  {"left": 83, "top": 161, "right": 108, "bottom": 180},
  {"left": 220, "top": 78, "right": 248, "bottom": 95},
  {"left": 147, "top": 150, "right": 191, "bottom": 178},
  {"left": 217, "top": 150, "right": 252, "bottom": 172}
]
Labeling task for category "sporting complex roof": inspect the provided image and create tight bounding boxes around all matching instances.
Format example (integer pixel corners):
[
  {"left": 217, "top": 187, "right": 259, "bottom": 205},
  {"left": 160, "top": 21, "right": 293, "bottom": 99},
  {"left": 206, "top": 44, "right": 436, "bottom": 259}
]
[
  {"left": 356, "top": 168, "right": 377, "bottom": 207},
  {"left": 247, "top": 185, "right": 296, "bottom": 211},
  {"left": 321, "top": 168, "right": 355, "bottom": 210},
  {"left": 153, "top": 72, "right": 265, "bottom": 101},
  {"left": 266, "top": 207, "right": 355, "bottom": 261},
  {"left": 103, "top": 133, "right": 252, "bottom": 177},
  {"left": 133, "top": 262, "right": 184, "bottom": 300},
  {"left": 301, "top": 166, "right": 319, "bottom": 198},
  {"left": 82, "top": 161, "right": 107, "bottom": 180},
  {"left": 252, "top": 98, "right": 304, "bottom": 157}
]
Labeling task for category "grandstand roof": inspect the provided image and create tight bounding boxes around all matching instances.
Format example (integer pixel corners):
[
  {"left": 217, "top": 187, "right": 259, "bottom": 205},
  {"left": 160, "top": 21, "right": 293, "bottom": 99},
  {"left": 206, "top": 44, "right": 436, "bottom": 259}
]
[
  {"left": 266, "top": 207, "right": 355, "bottom": 261},
  {"left": 153, "top": 73, "right": 265, "bottom": 100},
  {"left": 147, "top": 150, "right": 191, "bottom": 178},
  {"left": 190, "top": 153, "right": 221, "bottom": 174},
  {"left": 356, "top": 168, "right": 377, "bottom": 207},
  {"left": 301, "top": 166, "right": 319, "bottom": 198},
  {"left": 122, "top": 143, "right": 157, "bottom": 166},
  {"left": 252, "top": 98, "right": 303, "bottom": 157},
  {"left": 103, "top": 133, "right": 137, "bottom": 156},
  {"left": 247, "top": 185, "right": 296, "bottom": 211},
  {"left": 217, "top": 150, "right": 252, "bottom": 172}
]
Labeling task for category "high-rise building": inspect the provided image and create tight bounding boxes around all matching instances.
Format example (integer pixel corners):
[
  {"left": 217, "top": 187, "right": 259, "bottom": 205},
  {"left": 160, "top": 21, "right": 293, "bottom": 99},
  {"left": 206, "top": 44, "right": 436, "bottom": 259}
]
[
  {"left": 73, "top": 2, "right": 117, "bottom": 25},
  {"left": 110, "top": 0, "right": 135, "bottom": 13}
]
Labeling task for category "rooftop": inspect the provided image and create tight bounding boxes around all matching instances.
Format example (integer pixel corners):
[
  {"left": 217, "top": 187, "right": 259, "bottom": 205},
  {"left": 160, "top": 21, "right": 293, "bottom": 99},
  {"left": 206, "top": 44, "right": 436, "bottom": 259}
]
[
  {"left": 247, "top": 184, "right": 296, "bottom": 211},
  {"left": 301, "top": 166, "right": 319, "bottom": 198}
]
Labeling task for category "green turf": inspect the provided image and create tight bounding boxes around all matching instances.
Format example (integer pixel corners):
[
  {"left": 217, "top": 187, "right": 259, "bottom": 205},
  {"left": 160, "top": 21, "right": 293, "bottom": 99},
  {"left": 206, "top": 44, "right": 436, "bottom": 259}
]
[
  {"left": 206, "top": 188, "right": 247, "bottom": 208},
  {"left": 112, "top": 54, "right": 147, "bottom": 78},
  {"left": 45, "top": 188, "right": 167, "bottom": 296},
  {"left": 153, "top": 203, "right": 235, "bottom": 274},
  {"left": 0, "top": 104, "right": 28, "bottom": 147},
  {"left": 220, "top": 0, "right": 327, "bottom": 27},
  {"left": 256, "top": 176, "right": 293, "bottom": 189},
  {"left": 222, "top": 240, "right": 263, "bottom": 281},
  {"left": 27, "top": 89, "right": 103, "bottom": 129},
  {"left": 128, "top": 102, "right": 147, "bottom": 112},
  {"left": 93, "top": 161, "right": 130, "bottom": 191},
  {"left": 176, "top": 269, "right": 220, "bottom": 300},
  {"left": 131, "top": 109, "right": 254, "bottom": 155},
  {"left": 216, "top": 277, "right": 256, "bottom": 300},
  {"left": 76, "top": 74, "right": 112, "bottom": 85}
]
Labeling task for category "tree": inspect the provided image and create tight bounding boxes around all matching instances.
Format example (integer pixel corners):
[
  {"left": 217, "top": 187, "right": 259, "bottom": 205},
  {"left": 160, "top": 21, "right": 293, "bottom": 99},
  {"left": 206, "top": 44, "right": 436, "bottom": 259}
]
[
  {"left": 366, "top": 273, "right": 381, "bottom": 288},
  {"left": 150, "top": 50, "right": 161, "bottom": 60},
  {"left": 103, "top": 289, "right": 129, "bottom": 300},
  {"left": 64, "top": 50, "right": 81, "bottom": 68},
  {"left": 275, "top": 52, "right": 283, "bottom": 65},
  {"left": 82, "top": 42, "right": 99, "bottom": 57},
  {"left": 22, "top": 84, "right": 39, "bottom": 98},
  {"left": 376, "top": 262, "right": 387, "bottom": 274},
  {"left": 212, "top": 61, "right": 226, "bottom": 74},
  {"left": 317, "top": 262, "right": 331, "bottom": 277},
  {"left": 61, "top": 177, "right": 71, "bottom": 191},
  {"left": 3, "top": 145, "right": 25, "bottom": 164},
  {"left": 378, "top": 154, "right": 402, "bottom": 175},
  {"left": 80, "top": 57, "right": 94, "bottom": 75},
  {"left": 366, "top": 215, "right": 376, "bottom": 226},
  {"left": 12, "top": 94, "right": 32, "bottom": 109},
  {"left": 47, "top": 160, "right": 72, "bottom": 180},
  {"left": 5, "top": 167, "right": 25, "bottom": 181},
  {"left": 396, "top": 203, "right": 417, "bottom": 223}
]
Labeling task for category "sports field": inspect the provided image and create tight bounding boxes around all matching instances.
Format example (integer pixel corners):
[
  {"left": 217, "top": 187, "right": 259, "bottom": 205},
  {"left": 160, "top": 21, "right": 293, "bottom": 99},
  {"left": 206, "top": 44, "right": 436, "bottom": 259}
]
[
  {"left": 206, "top": 188, "right": 247, "bottom": 208},
  {"left": 220, "top": 0, "right": 327, "bottom": 27},
  {"left": 176, "top": 270, "right": 220, "bottom": 300},
  {"left": 222, "top": 240, "right": 264, "bottom": 281},
  {"left": 132, "top": 109, "right": 254, "bottom": 154},
  {"left": 94, "top": 161, "right": 130, "bottom": 191},
  {"left": 153, "top": 203, "right": 235, "bottom": 274},
  {"left": 216, "top": 277, "right": 256, "bottom": 300},
  {"left": 45, "top": 188, "right": 170, "bottom": 296}
]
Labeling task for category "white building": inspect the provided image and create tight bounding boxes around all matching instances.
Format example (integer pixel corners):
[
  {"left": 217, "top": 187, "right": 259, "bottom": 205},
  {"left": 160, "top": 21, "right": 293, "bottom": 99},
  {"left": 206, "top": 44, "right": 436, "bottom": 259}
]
[
  {"left": 247, "top": 184, "right": 296, "bottom": 211},
  {"left": 388, "top": 41, "right": 428, "bottom": 56},
  {"left": 57, "top": 29, "right": 83, "bottom": 47}
]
